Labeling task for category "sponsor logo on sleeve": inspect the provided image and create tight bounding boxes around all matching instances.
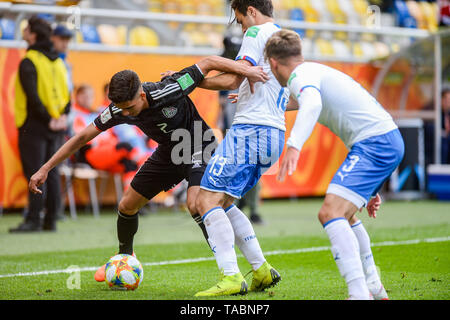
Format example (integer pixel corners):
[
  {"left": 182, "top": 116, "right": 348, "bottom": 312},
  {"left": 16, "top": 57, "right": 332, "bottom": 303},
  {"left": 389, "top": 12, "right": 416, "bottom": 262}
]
[{"left": 100, "top": 108, "right": 112, "bottom": 124}]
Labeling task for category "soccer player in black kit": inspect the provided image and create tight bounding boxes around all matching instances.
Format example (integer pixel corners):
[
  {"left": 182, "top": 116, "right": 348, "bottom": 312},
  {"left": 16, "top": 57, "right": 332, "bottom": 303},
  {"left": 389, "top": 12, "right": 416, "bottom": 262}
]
[{"left": 28, "top": 55, "right": 269, "bottom": 282}]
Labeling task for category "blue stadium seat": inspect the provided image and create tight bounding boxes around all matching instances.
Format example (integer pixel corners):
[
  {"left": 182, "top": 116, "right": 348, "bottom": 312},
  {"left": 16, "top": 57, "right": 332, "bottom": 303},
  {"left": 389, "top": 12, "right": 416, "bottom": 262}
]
[
  {"left": 0, "top": 19, "right": 15, "bottom": 40},
  {"left": 394, "top": 0, "right": 417, "bottom": 28},
  {"left": 80, "top": 24, "right": 101, "bottom": 43},
  {"left": 290, "top": 8, "right": 305, "bottom": 37}
]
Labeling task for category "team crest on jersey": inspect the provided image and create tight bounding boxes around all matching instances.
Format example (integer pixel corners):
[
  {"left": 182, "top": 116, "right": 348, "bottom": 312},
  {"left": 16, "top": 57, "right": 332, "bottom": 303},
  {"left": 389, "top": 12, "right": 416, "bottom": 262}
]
[
  {"left": 100, "top": 108, "right": 112, "bottom": 124},
  {"left": 162, "top": 106, "right": 177, "bottom": 118}
]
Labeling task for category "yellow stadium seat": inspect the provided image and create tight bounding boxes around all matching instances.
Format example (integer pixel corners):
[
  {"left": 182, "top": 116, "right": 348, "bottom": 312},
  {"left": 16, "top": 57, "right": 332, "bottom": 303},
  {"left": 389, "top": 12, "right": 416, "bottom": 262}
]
[
  {"left": 295, "top": 0, "right": 320, "bottom": 38},
  {"left": 325, "top": 0, "right": 347, "bottom": 40},
  {"left": 97, "top": 24, "right": 123, "bottom": 46},
  {"left": 351, "top": 0, "right": 369, "bottom": 18},
  {"left": 116, "top": 25, "right": 128, "bottom": 45},
  {"left": 338, "top": 0, "right": 361, "bottom": 25},
  {"left": 129, "top": 26, "right": 160, "bottom": 47},
  {"left": 75, "top": 30, "right": 83, "bottom": 43},
  {"left": 314, "top": 38, "right": 335, "bottom": 57},
  {"left": 311, "top": 0, "right": 333, "bottom": 23},
  {"left": 406, "top": 1, "right": 427, "bottom": 29},
  {"left": 352, "top": 42, "right": 364, "bottom": 58},
  {"left": 148, "top": 0, "right": 163, "bottom": 13},
  {"left": 19, "top": 19, "right": 28, "bottom": 33},
  {"left": 419, "top": 1, "right": 438, "bottom": 32}
]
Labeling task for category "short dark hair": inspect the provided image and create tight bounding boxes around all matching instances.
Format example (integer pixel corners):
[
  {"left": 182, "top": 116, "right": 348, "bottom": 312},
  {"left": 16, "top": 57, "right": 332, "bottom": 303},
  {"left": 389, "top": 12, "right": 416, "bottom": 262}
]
[
  {"left": 28, "top": 15, "right": 52, "bottom": 43},
  {"left": 108, "top": 70, "right": 141, "bottom": 104},
  {"left": 231, "top": 0, "right": 273, "bottom": 17},
  {"left": 264, "top": 30, "right": 302, "bottom": 63}
]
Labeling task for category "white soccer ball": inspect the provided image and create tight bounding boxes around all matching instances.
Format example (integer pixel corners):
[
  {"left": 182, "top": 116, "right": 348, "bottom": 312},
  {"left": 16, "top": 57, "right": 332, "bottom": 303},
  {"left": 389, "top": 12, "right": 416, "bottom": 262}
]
[{"left": 105, "top": 254, "right": 144, "bottom": 290}]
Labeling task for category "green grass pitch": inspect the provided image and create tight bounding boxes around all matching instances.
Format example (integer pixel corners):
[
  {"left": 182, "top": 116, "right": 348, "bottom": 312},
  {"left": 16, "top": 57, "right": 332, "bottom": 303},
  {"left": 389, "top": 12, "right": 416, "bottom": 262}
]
[{"left": 0, "top": 199, "right": 449, "bottom": 300}]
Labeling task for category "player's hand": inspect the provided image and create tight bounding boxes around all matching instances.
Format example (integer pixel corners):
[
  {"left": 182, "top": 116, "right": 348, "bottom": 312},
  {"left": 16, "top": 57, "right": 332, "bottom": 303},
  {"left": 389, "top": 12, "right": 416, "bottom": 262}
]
[
  {"left": 366, "top": 193, "right": 382, "bottom": 218},
  {"left": 228, "top": 93, "right": 238, "bottom": 104},
  {"left": 245, "top": 66, "right": 269, "bottom": 84},
  {"left": 160, "top": 71, "right": 176, "bottom": 79},
  {"left": 277, "top": 146, "right": 300, "bottom": 182},
  {"left": 29, "top": 169, "right": 48, "bottom": 195},
  {"left": 246, "top": 66, "right": 269, "bottom": 94}
]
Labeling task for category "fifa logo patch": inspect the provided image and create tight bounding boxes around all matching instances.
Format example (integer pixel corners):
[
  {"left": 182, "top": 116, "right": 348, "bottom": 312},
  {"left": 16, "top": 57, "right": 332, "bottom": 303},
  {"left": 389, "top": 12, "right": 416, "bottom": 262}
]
[
  {"left": 162, "top": 106, "right": 177, "bottom": 118},
  {"left": 100, "top": 108, "right": 112, "bottom": 124}
]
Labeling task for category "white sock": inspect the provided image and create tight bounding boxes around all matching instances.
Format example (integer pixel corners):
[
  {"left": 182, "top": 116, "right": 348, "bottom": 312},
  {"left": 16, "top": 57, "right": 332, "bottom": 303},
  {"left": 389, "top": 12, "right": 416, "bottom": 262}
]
[
  {"left": 203, "top": 207, "right": 239, "bottom": 276},
  {"left": 225, "top": 204, "right": 265, "bottom": 270},
  {"left": 324, "top": 218, "right": 370, "bottom": 299},
  {"left": 351, "top": 220, "right": 382, "bottom": 287}
]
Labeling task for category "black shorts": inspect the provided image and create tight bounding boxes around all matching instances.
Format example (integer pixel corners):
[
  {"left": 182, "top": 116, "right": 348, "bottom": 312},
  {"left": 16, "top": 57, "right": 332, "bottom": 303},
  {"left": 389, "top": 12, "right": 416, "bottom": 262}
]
[{"left": 130, "top": 149, "right": 207, "bottom": 200}]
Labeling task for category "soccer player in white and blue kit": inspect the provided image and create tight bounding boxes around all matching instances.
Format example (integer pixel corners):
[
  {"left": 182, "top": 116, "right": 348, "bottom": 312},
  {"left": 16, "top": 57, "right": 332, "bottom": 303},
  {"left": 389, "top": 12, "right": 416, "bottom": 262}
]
[
  {"left": 195, "top": 0, "right": 289, "bottom": 296},
  {"left": 266, "top": 30, "right": 404, "bottom": 300}
]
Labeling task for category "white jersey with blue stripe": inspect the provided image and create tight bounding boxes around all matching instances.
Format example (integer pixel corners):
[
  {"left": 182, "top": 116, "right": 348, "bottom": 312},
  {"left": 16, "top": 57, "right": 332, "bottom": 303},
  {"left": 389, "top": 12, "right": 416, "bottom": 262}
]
[
  {"left": 287, "top": 62, "right": 398, "bottom": 150},
  {"left": 233, "top": 22, "right": 289, "bottom": 132}
]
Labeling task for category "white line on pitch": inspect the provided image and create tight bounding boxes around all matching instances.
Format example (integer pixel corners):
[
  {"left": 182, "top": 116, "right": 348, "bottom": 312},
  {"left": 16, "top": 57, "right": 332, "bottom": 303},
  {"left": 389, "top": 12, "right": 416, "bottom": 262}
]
[{"left": 0, "top": 236, "right": 448, "bottom": 279}]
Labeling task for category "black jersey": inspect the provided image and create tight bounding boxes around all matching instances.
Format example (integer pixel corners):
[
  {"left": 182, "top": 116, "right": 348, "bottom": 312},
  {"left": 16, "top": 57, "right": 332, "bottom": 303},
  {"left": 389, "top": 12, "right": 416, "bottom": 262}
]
[{"left": 93, "top": 64, "right": 216, "bottom": 163}]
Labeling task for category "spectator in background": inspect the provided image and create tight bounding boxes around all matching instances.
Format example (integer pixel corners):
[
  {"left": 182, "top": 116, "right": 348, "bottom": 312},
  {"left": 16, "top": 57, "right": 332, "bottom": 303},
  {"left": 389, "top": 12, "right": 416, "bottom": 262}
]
[
  {"left": 51, "top": 24, "right": 74, "bottom": 94},
  {"left": 10, "top": 15, "right": 70, "bottom": 233},
  {"left": 72, "top": 84, "right": 140, "bottom": 189},
  {"left": 439, "top": 0, "right": 450, "bottom": 26}
]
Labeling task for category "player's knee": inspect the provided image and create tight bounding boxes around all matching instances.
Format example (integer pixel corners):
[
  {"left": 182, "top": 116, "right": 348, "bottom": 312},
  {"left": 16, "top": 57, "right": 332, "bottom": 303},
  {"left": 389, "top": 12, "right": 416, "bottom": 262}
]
[
  {"left": 186, "top": 197, "right": 198, "bottom": 215},
  {"left": 195, "top": 195, "right": 207, "bottom": 215},
  {"left": 318, "top": 204, "right": 335, "bottom": 226},
  {"left": 118, "top": 199, "right": 139, "bottom": 216}
]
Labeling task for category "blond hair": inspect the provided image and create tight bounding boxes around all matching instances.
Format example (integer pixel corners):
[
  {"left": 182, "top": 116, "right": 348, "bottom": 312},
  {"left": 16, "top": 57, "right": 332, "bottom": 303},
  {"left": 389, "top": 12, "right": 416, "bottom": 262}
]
[{"left": 264, "top": 30, "right": 302, "bottom": 63}]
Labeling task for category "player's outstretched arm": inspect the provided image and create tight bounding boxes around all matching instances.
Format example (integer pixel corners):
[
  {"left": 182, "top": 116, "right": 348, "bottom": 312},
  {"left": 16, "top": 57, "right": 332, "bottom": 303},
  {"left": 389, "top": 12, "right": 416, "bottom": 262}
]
[
  {"left": 197, "top": 58, "right": 261, "bottom": 93},
  {"left": 197, "top": 55, "right": 268, "bottom": 84},
  {"left": 29, "top": 123, "right": 100, "bottom": 194}
]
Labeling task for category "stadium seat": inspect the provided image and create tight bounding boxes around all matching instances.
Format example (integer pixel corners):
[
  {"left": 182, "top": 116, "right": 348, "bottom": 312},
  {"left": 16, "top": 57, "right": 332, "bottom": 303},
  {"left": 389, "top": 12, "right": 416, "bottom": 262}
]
[
  {"left": 394, "top": 0, "right": 417, "bottom": 28},
  {"left": 0, "top": 19, "right": 15, "bottom": 40},
  {"left": 350, "top": 0, "right": 369, "bottom": 20},
  {"left": 59, "top": 163, "right": 123, "bottom": 219},
  {"left": 331, "top": 39, "right": 352, "bottom": 59},
  {"left": 359, "top": 41, "right": 376, "bottom": 59},
  {"left": 326, "top": 0, "right": 347, "bottom": 24},
  {"left": 419, "top": 0, "right": 438, "bottom": 31},
  {"left": 296, "top": 0, "right": 321, "bottom": 37},
  {"left": 310, "top": 0, "right": 333, "bottom": 23},
  {"left": 289, "top": 8, "right": 305, "bottom": 37},
  {"left": 97, "top": 24, "right": 125, "bottom": 46},
  {"left": 406, "top": 0, "right": 427, "bottom": 29},
  {"left": 338, "top": 0, "right": 361, "bottom": 26},
  {"left": 314, "top": 38, "right": 335, "bottom": 57},
  {"left": 129, "top": 26, "right": 160, "bottom": 47},
  {"left": 80, "top": 24, "right": 101, "bottom": 43}
]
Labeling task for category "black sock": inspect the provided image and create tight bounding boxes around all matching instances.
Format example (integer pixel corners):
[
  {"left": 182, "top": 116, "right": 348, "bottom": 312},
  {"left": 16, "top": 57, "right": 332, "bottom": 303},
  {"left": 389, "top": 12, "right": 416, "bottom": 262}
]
[
  {"left": 117, "top": 211, "right": 139, "bottom": 255},
  {"left": 192, "top": 213, "right": 210, "bottom": 248}
]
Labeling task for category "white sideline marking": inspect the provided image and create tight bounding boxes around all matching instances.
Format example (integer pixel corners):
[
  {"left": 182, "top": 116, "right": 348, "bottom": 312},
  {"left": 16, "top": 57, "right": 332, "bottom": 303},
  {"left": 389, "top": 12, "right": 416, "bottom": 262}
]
[{"left": 0, "top": 236, "right": 449, "bottom": 279}]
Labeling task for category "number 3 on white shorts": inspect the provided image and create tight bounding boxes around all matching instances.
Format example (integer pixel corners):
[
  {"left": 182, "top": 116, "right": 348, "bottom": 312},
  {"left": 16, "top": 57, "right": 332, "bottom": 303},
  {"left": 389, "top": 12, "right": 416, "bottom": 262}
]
[{"left": 209, "top": 155, "right": 227, "bottom": 176}]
